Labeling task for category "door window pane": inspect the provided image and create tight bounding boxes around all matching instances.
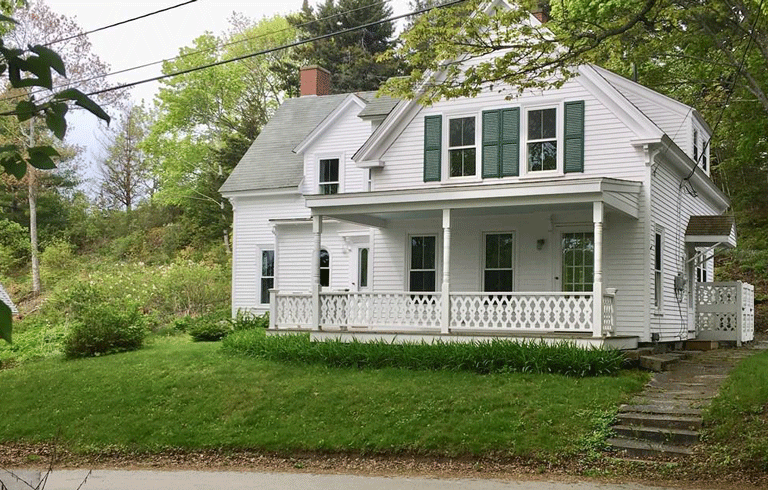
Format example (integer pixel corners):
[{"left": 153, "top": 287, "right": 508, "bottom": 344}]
[
  {"left": 561, "top": 232, "right": 594, "bottom": 292},
  {"left": 319, "top": 249, "right": 330, "bottom": 287},
  {"left": 260, "top": 250, "right": 274, "bottom": 304},
  {"left": 359, "top": 248, "right": 369, "bottom": 288}
]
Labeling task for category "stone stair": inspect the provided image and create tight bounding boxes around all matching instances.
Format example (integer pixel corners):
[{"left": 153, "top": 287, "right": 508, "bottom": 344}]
[{"left": 608, "top": 347, "right": 758, "bottom": 460}]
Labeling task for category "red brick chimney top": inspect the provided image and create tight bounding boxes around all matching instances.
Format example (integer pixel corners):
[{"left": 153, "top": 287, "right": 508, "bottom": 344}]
[{"left": 300, "top": 65, "right": 332, "bottom": 96}]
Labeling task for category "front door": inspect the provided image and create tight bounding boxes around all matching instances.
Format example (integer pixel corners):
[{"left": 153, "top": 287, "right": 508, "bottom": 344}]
[
  {"left": 560, "top": 231, "right": 594, "bottom": 292},
  {"left": 351, "top": 245, "right": 370, "bottom": 291}
]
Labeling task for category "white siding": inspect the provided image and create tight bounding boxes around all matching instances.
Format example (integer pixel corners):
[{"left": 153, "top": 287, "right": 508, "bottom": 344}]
[
  {"left": 301, "top": 101, "right": 372, "bottom": 195},
  {"left": 374, "top": 77, "right": 647, "bottom": 192},
  {"left": 230, "top": 193, "right": 308, "bottom": 315},
  {"left": 650, "top": 159, "right": 722, "bottom": 342}
]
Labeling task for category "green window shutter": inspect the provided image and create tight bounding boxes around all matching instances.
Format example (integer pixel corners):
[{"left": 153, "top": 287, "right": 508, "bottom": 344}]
[
  {"left": 482, "top": 110, "right": 500, "bottom": 178},
  {"left": 423, "top": 115, "right": 442, "bottom": 182},
  {"left": 500, "top": 107, "right": 519, "bottom": 177},
  {"left": 564, "top": 101, "right": 585, "bottom": 173}
]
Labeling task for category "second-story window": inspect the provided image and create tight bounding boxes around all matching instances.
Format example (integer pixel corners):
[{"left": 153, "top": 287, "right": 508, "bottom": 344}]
[
  {"left": 527, "top": 108, "right": 557, "bottom": 172},
  {"left": 319, "top": 158, "right": 339, "bottom": 194},
  {"left": 448, "top": 116, "right": 476, "bottom": 177}
]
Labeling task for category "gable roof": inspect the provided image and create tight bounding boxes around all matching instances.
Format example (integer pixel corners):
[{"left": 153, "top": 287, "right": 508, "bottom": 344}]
[
  {"left": 357, "top": 94, "right": 399, "bottom": 118},
  {"left": 220, "top": 94, "right": 349, "bottom": 194},
  {"left": 0, "top": 284, "right": 17, "bottom": 315}
]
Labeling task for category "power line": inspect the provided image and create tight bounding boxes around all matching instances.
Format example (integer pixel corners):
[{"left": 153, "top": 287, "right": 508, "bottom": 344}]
[
  {"left": 1, "top": 0, "right": 394, "bottom": 103},
  {"left": 42, "top": 0, "right": 199, "bottom": 47},
  {"left": 84, "top": 0, "right": 467, "bottom": 97}
]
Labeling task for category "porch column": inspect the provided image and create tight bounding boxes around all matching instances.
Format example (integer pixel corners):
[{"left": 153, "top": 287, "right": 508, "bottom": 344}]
[
  {"left": 312, "top": 215, "right": 323, "bottom": 331},
  {"left": 441, "top": 208, "right": 451, "bottom": 334},
  {"left": 592, "top": 201, "right": 604, "bottom": 338}
]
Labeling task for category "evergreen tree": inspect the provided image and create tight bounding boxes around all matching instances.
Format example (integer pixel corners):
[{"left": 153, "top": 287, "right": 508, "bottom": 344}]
[{"left": 289, "top": 0, "right": 403, "bottom": 93}]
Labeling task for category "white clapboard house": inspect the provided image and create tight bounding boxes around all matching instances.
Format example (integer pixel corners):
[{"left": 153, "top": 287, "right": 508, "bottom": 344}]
[{"left": 220, "top": 7, "right": 754, "bottom": 349}]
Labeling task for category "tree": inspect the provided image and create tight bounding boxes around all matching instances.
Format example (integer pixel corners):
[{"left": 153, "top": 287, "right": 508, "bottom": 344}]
[
  {"left": 289, "top": 0, "right": 403, "bottom": 93},
  {"left": 146, "top": 14, "right": 296, "bottom": 250},
  {"left": 0, "top": 1, "right": 110, "bottom": 343},
  {"left": 98, "top": 105, "right": 150, "bottom": 212},
  {"left": 2, "top": 0, "right": 118, "bottom": 298}
]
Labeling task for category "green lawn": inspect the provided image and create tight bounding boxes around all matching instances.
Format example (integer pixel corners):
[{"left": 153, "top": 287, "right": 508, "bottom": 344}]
[
  {"left": 0, "top": 337, "right": 646, "bottom": 458},
  {"left": 705, "top": 349, "right": 768, "bottom": 471}
]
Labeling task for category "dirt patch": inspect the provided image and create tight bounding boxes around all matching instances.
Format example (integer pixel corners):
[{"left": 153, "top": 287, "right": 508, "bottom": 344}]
[{"left": 2, "top": 442, "right": 767, "bottom": 490}]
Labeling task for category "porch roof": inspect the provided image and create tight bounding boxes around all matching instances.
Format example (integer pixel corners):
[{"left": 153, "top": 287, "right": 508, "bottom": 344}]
[
  {"left": 685, "top": 215, "right": 736, "bottom": 248},
  {"left": 305, "top": 177, "right": 641, "bottom": 227}
]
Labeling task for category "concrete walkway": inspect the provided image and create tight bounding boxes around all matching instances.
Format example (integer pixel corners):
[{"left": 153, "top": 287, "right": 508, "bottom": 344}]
[{"left": 0, "top": 469, "right": 735, "bottom": 490}]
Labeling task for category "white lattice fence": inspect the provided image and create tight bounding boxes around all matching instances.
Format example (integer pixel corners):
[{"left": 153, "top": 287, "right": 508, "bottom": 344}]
[
  {"left": 320, "top": 292, "right": 441, "bottom": 329},
  {"left": 602, "top": 292, "right": 616, "bottom": 335},
  {"left": 449, "top": 293, "right": 593, "bottom": 331},
  {"left": 696, "top": 282, "right": 755, "bottom": 344},
  {"left": 274, "top": 293, "right": 312, "bottom": 328}
]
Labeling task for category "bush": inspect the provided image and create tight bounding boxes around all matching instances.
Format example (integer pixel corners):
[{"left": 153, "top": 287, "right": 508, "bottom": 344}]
[
  {"left": 189, "top": 320, "right": 232, "bottom": 342},
  {"left": 222, "top": 332, "right": 626, "bottom": 377},
  {"left": 0, "top": 219, "right": 30, "bottom": 274},
  {"left": 62, "top": 283, "right": 146, "bottom": 358},
  {"left": 230, "top": 310, "right": 268, "bottom": 331}
]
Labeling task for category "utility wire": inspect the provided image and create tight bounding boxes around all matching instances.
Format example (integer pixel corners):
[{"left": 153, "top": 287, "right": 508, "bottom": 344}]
[
  {"left": 84, "top": 0, "right": 467, "bottom": 97},
  {"left": 42, "top": 0, "right": 199, "bottom": 47},
  {"left": 1, "top": 0, "right": 394, "bottom": 103}
]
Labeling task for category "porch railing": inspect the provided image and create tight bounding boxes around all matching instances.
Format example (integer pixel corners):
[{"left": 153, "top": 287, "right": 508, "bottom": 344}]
[
  {"left": 696, "top": 281, "right": 755, "bottom": 345},
  {"left": 448, "top": 292, "right": 593, "bottom": 332},
  {"left": 272, "top": 289, "right": 617, "bottom": 335}
]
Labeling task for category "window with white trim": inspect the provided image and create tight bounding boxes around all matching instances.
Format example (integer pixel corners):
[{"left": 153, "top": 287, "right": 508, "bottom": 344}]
[
  {"left": 260, "top": 250, "right": 274, "bottom": 304},
  {"left": 409, "top": 236, "right": 436, "bottom": 292},
  {"left": 448, "top": 116, "right": 476, "bottom": 177},
  {"left": 358, "top": 247, "right": 369, "bottom": 289},
  {"left": 319, "top": 248, "right": 330, "bottom": 287},
  {"left": 654, "top": 228, "right": 663, "bottom": 309},
  {"left": 527, "top": 107, "right": 557, "bottom": 172},
  {"left": 319, "top": 158, "right": 339, "bottom": 195},
  {"left": 484, "top": 233, "right": 515, "bottom": 292}
]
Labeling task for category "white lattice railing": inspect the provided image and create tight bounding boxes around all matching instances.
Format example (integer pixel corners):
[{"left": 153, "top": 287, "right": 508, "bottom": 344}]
[
  {"left": 273, "top": 292, "right": 312, "bottom": 329},
  {"left": 696, "top": 281, "right": 755, "bottom": 345},
  {"left": 448, "top": 292, "right": 593, "bottom": 332},
  {"left": 319, "top": 291, "right": 441, "bottom": 329},
  {"left": 602, "top": 290, "right": 616, "bottom": 335}
]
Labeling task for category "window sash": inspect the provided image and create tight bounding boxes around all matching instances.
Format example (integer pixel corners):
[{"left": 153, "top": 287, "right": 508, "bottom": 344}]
[
  {"left": 260, "top": 250, "right": 274, "bottom": 304},
  {"left": 527, "top": 108, "right": 557, "bottom": 172},
  {"left": 319, "top": 159, "right": 339, "bottom": 194},
  {"left": 410, "top": 236, "right": 436, "bottom": 292},
  {"left": 320, "top": 249, "right": 330, "bottom": 287},
  {"left": 358, "top": 248, "right": 369, "bottom": 289},
  {"left": 448, "top": 117, "right": 476, "bottom": 177},
  {"left": 653, "top": 232, "right": 662, "bottom": 307},
  {"left": 561, "top": 232, "right": 594, "bottom": 292},
  {"left": 484, "top": 233, "right": 514, "bottom": 292}
]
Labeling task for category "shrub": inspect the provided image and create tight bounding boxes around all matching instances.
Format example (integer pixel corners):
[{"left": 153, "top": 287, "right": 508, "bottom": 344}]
[
  {"left": 0, "top": 219, "right": 30, "bottom": 274},
  {"left": 189, "top": 320, "right": 232, "bottom": 342},
  {"left": 230, "top": 310, "right": 268, "bottom": 331},
  {"left": 62, "top": 283, "right": 146, "bottom": 358},
  {"left": 40, "top": 239, "right": 77, "bottom": 284},
  {"left": 222, "top": 332, "right": 626, "bottom": 377}
]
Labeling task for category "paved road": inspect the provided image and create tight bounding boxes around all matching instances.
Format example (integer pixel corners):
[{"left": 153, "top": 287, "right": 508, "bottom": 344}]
[{"left": 1, "top": 469, "right": 717, "bottom": 490}]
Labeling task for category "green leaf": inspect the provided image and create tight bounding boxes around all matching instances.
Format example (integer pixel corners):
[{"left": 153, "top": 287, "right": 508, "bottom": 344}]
[
  {"left": 0, "top": 301, "right": 11, "bottom": 344},
  {"left": 15, "top": 100, "right": 37, "bottom": 122},
  {"left": 27, "top": 146, "right": 59, "bottom": 170},
  {"left": 30, "top": 45, "right": 66, "bottom": 77},
  {"left": 45, "top": 103, "right": 68, "bottom": 139},
  {"left": 0, "top": 154, "right": 26, "bottom": 179},
  {"left": 55, "top": 88, "right": 111, "bottom": 124}
]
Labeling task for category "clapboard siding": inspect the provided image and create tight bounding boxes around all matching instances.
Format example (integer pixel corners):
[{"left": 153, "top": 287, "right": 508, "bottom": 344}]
[
  {"left": 301, "top": 101, "right": 372, "bottom": 195},
  {"left": 230, "top": 193, "right": 308, "bottom": 315},
  {"left": 374, "top": 77, "right": 647, "bottom": 192},
  {"left": 650, "top": 158, "right": 721, "bottom": 341}
]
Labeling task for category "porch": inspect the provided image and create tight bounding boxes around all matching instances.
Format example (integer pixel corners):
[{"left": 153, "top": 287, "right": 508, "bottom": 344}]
[{"left": 268, "top": 177, "right": 642, "bottom": 349}]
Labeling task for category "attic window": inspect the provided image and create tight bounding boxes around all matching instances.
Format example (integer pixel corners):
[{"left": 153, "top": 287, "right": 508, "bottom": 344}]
[
  {"left": 693, "top": 128, "right": 698, "bottom": 163},
  {"left": 319, "top": 158, "right": 339, "bottom": 195}
]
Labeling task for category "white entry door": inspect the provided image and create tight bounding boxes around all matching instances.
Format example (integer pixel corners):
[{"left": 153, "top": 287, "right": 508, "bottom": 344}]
[{"left": 350, "top": 244, "right": 371, "bottom": 291}]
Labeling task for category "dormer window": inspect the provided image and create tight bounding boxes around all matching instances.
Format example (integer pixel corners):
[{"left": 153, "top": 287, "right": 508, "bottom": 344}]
[
  {"left": 448, "top": 116, "right": 476, "bottom": 177},
  {"left": 319, "top": 158, "right": 339, "bottom": 194},
  {"left": 527, "top": 108, "right": 557, "bottom": 172}
]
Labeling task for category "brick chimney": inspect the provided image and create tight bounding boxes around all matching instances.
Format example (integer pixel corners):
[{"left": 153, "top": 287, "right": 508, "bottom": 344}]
[
  {"left": 300, "top": 65, "right": 331, "bottom": 96},
  {"left": 532, "top": 1, "right": 550, "bottom": 23}
]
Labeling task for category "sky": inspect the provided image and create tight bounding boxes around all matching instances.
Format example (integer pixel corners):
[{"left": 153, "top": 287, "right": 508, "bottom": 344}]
[{"left": 40, "top": 0, "right": 411, "bottom": 184}]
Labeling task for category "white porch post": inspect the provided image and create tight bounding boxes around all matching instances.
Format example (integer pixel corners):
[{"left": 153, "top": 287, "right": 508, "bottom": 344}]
[
  {"left": 441, "top": 208, "right": 451, "bottom": 334},
  {"left": 592, "top": 201, "right": 604, "bottom": 338},
  {"left": 312, "top": 215, "right": 323, "bottom": 331}
]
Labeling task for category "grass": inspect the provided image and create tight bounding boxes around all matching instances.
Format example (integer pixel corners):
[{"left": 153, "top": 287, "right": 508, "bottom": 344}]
[
  {"left": 0, "top": 337, "right": 647, "bottom": 458},
  {"left": 222, "top": 330, "right": 626, "bottom": 377},
  {"left": 704, "top": 349, "right": 768, "bottom": 470}
]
